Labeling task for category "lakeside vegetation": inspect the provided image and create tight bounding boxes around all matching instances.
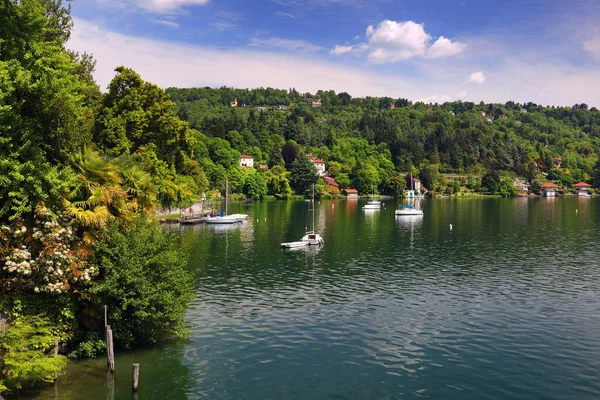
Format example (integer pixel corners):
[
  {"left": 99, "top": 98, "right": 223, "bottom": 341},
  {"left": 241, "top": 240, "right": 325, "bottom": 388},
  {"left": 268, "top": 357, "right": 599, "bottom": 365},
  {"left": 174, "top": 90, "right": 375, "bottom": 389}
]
[{"left": 1, "top": 0, "right": 600, "bottom": 396}]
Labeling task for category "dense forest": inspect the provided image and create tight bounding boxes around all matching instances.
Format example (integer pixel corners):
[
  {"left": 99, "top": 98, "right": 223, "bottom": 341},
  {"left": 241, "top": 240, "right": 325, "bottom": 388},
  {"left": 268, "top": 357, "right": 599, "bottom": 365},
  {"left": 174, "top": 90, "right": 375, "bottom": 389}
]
[
  {"left": 167, "top": 86, "right": 600, "bottom": 196},
  {"left": 2, "top": 0, "right": 600, "bottom": 396}
]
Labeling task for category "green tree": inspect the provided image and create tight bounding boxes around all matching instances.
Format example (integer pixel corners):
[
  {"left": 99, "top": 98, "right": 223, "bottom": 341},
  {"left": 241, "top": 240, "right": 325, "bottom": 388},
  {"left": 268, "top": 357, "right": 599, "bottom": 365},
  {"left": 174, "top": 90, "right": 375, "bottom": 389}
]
[
  {"left": 243, "top": 173, "right": 268, "bottom": 200},
  {"left": 93, "top": 67, "right": 195, "bottom": 173},
  {"left": 352, "top": 162, "right": 380, "bottom": 194},
  {"left": 289, "top": 154, "right": 319, "bottom": 195},
  {"left": 86, "top": 218, "right": 193, "bottom": 349},
  {"left": 498, "top": 178, "right": 517, "bottom": 197},
  {"left": 0, "top": 315, "right": 68, "bottom": 393}
]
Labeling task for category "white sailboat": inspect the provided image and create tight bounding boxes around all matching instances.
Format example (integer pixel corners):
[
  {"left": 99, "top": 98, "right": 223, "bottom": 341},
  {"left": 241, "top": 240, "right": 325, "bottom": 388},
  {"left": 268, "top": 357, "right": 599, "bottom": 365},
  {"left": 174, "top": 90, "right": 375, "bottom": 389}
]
[
  {"left": 363, "top": 187, "right": 381, "bottom": 209},
  {"left": 281, "top": 186, "right": 324, "bottom": 248},
  {"left": 206, "top": 178, "right": 247, "bottom": 224},
  {"left": 395, "top": 173, "right": 423, "bottom": 216}
]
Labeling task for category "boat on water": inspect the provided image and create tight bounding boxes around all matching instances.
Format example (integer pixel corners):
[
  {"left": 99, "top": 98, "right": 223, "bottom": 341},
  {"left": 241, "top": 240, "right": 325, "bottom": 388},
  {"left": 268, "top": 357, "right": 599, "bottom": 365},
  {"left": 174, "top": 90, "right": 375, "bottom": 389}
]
[
  {"left": 396, "top": 173, "right": 423, "bottom": 216},
  {"left": 206, "top": 178, "right": 247, "bottom": 224},
  {"left": 281, "top": 186, "right": 324, "bottom": 248},
  {"left": 363, "top": 201, "right": 381, "bottom": 209},
  {"left": 363, "top": 187, "right": 381, "bottom": 209},
  {"left": 395, "top": 204, "right": 423, "bottom": 216}
]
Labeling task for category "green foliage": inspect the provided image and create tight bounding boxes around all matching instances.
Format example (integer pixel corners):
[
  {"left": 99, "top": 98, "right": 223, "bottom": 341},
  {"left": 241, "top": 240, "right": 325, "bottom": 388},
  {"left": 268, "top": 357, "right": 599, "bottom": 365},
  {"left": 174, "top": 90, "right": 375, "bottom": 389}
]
[
  {"left": 289, "top": 154, "right": 319, "bottom": 195},
  {"left": 86, "top": 217, "right": 193, "bottom": 349},
  {"left": 69, "top": 332, "right": 105, "bottom": 359},
  {"left": 243, "top": 173, "right": 268, "bottom": 200},
  {"left": 499, "top": 178, "right": 518, "bottom": 197},
  {"left": 0, "top": 315, "right": 68, "bottom": 393}
]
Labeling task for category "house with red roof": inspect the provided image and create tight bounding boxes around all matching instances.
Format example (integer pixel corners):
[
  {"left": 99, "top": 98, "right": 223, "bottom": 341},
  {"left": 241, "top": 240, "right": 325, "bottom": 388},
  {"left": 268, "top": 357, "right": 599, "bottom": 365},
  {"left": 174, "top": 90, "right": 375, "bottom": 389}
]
[
  {"left": 542, "top": 182, "right": 559, "bottom": 197},
  {"left": 305, "top": 153, "right": 326, "bottom": 176},
  {"left": 344, "top": 188, "right": 359, "bottom": 199},
  {"left": 574, "top": 182, "right": 592, "bottom": 197},
  {"left": 239, "top": 155, "right": 254, "bottom": 168}
]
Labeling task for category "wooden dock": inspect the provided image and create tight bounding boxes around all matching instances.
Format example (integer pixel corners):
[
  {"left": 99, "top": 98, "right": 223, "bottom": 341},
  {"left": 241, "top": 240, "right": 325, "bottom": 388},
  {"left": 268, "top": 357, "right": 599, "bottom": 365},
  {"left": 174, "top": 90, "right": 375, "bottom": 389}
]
[{"left": 180, "top": 217, "right": 207, "bottom": 225}]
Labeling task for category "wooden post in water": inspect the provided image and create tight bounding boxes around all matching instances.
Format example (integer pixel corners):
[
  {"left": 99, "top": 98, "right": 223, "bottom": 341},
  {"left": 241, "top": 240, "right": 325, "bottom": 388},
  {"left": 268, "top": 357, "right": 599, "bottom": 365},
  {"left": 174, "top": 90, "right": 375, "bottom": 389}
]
[
  {"left": 54, "top": 340, "right": 59, "bottom": 381},
  {"left": 132, "top": 363, "right": 140, "bottom": 393},
  {"left": 106, "top": 325, "right": 115, "bottom": 372}
]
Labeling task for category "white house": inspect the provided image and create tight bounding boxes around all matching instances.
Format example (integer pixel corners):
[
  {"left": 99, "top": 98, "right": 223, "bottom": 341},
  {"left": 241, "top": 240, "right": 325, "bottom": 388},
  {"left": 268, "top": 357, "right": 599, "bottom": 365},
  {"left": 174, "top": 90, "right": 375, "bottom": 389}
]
[
  {"left": 312, "top": 159, "right": 326, "bottom": 176},
  {"left": 306, "top": 153, "right": 326, "bottom": 176},
  {"left": 542, "top": 182, "right": 559, "bottom": 197},
  {"left": 239, "top": 155, "right": 254, "bottom": 168},
  {"left": 310, "top": 100, "right": 322, "bottom": 108},
  {"left": 574, "top": 182, "right": 592, "bottom": 197}
]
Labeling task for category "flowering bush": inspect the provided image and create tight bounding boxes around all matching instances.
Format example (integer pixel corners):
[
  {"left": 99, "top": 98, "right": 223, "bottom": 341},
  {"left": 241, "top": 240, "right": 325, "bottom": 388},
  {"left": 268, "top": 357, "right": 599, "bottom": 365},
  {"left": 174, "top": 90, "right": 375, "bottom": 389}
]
[{"left": 0, "top": 206, "right": 95, "bottom": 294}]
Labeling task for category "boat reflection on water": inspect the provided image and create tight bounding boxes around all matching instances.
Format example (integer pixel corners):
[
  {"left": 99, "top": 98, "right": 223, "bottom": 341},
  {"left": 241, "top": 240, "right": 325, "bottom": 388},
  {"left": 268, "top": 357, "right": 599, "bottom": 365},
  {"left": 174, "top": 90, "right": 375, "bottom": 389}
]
[
  {"left": 281, "top": 243, "right": 322, "bottom": 253},
  {"left": 206, "top": 220, "right": 247, "bottom": 232},
  {"left": 395, "top": 214, "right": 423, "bottom": 228}
]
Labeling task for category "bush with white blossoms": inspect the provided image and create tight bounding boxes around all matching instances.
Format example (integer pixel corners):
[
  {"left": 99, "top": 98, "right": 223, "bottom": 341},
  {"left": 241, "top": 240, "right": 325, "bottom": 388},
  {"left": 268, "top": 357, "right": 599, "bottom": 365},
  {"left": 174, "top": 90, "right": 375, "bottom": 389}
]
[{"left": 0, "top": 205, "right": 96, "bottom": 294}]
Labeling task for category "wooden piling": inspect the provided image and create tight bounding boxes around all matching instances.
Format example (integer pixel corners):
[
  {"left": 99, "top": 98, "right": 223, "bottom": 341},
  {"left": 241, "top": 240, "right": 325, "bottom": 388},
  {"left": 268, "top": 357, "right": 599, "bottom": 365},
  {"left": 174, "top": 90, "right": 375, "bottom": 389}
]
[
  {"left": 54, "top": 340, "right": 59, "bottom": 381},
  {"left": 132, "top": 363, "right": 140, "bottom": 392},
  {"left": 104, "top": 305, "right": 107, "bottom": 328},
  {"left": 106, "top": 325, "right": 115, "bottom": 372}
]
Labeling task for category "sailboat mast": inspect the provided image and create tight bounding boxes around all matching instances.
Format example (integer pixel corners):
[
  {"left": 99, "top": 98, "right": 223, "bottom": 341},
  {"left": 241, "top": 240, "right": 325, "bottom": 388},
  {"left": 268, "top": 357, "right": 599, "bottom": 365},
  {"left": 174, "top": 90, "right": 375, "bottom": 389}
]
[
  {"left": 225, "top": 177, "right": 228, "bottom": 216},
  {"left": 312, "top": 185, "right": 315, "bottom": 234}
]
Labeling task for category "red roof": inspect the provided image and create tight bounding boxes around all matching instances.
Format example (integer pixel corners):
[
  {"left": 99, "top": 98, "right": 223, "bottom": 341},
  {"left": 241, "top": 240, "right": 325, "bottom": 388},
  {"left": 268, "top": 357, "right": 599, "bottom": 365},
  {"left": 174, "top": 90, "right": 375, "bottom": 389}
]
[
  {"left": 574, "top": 182, "right": 592, "bottom": 188},
  {"left": 240, "top": 155, "right": 253, "bottom": 159},
  {"left": 542, "top": 183, "right": 559, "bottom": 188},
  {"left": 312, "top": 159, "right": 325, "bottom": 163},
  {"left": 553, "top": 156, "right": 562, "bottom": 161},
  {"left": 345, "top": 188, "right": 358, "bottom": 194},
  {"left": 413, "top": 178, "right": 421, "bottom": 182}
]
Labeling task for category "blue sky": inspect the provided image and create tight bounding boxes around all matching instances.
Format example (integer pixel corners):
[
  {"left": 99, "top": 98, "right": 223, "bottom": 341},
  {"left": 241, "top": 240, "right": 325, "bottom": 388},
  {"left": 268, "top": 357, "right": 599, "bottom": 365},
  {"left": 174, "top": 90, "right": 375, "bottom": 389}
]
[{"left": 68, "top": 0, "right": 600, "bottom": 106}]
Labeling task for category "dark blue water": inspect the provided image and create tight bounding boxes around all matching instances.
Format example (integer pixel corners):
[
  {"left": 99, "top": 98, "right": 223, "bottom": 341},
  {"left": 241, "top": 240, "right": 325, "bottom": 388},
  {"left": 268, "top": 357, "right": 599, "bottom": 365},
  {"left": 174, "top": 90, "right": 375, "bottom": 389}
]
[{"left": 24, "top": 197, "right": 600, "bottom": 399}]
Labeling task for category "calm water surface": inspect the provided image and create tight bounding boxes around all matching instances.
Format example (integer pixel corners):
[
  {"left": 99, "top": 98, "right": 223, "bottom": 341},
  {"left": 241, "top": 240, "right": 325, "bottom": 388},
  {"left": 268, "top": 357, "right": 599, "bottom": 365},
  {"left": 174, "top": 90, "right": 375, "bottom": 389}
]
[{"left": 23, "top": 197, "right": 600, "bottom": 399}]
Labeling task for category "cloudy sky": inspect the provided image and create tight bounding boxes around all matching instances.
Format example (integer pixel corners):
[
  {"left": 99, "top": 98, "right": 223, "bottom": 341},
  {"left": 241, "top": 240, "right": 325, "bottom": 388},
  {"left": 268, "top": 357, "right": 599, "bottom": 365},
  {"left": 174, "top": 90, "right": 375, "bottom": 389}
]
[{"left": 68, "top": 0, "right": 600, "bottom": 106}]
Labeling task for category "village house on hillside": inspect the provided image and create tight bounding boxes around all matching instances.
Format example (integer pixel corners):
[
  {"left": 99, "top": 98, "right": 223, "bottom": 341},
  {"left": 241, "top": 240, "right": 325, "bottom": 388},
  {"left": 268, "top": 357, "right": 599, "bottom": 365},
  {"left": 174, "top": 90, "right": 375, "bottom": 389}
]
[
  {"left": 574, "top": 182, "right": 592, "bottom": 197},
  {"left": 306, "top": 153, "right": 326, "bottom": 176},
  {"left": 552, "top": 156, "right": 562, "bottom": 168},
  {"left": 231, "top": 98, "right": 238, "bottom": 107},
  {"left": 310, "top": 99, "right": 322, "bottom": 108},
  {"left": 239, "top": 154, "right": 253, "bottom": 168},
  {"left": 514, "top": 179, "right": 529, "bottom": 195},
  {"left": 542, "top": 182, "right": 559, "bottom": 197},
  {"left": 405, "top": 176, "right": 421, "bottom": 198}
]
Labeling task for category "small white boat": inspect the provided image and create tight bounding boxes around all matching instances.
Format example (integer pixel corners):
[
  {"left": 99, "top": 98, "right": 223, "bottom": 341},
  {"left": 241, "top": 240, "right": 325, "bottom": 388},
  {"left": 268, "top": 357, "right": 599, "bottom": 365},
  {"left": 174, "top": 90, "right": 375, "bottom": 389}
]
[
  {"left": 363, "top": 201, "right": 381, "bottom": 209},
  {"left": 206, "top": 178, "right": 247, "bottom": 224},
  {"left": 395, "top": 205, "right": 423, "bottom": 216},
  {"left": 363, "top": 187, "right": 381, "bottom": 209},
  {"left": 281, "top": 185, "right": 323, "bottom": 248},
  {"left": 281, "top": 233, "right": 324, "bottom": 248},
  {"left": 396, "top": 173, "right": 423, "bottom": 216}
]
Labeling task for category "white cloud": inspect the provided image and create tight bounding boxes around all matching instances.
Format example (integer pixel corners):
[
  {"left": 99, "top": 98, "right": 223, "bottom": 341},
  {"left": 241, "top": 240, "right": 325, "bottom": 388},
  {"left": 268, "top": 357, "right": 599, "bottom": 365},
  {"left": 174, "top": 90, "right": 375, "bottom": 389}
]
[
  {"left": 150, "top": 19, "right": 180, "bottom": 28},
  {"left": 274, "top": 11, "right": 296, "bottom": 18},
  {"left": 583, "top": 38, "right": 600, "bottom": 58},
  {"left": 67, "top": 18, "right": 600, "bottom": 107},
  {"left": 98, "top": 0, "right": 210, "bottom": 13},
  {"left": 365, "top": 20, "right": 430, "bottom": 62},
  {"left": 466, "top": 71, "right": 486, "bottom": 84},
  {"left": 331, "top": 20, "right": 465, "bottom": 63},
  {"left": 426, "top": 36, "right": 467, "bottom": 59},
  {"left": 249, "top": 37, "right": 321, "bottom": 53},
  {"left": 211, "top": 22, "right": 236, "bottom": 32},
  {"left": 329, "top": 45, "right": 354, "bottom": 56}
]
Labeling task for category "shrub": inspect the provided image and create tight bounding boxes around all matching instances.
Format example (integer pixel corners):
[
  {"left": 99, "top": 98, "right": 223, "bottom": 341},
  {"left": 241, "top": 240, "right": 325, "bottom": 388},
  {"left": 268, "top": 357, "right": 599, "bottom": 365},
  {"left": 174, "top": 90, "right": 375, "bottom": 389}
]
[{"left": 85, "top": 217, "right": 194, "bottom": 349}]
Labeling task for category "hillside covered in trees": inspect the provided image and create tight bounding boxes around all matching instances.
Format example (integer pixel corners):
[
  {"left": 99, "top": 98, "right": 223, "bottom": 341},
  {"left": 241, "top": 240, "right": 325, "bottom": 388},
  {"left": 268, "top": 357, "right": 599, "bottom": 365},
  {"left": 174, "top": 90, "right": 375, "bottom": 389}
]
[
  {"left": 1, "top": 0, "right": 600, "bottom": 395},
  {"left": 167, "top": 86, "right": 600, "bottom": 196}
]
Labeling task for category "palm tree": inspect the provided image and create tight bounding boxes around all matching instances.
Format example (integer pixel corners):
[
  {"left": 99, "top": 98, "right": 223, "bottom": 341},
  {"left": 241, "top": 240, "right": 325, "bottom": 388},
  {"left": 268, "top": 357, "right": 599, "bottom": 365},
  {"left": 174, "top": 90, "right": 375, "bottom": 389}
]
[{"left": 65, "top": 149, "right": 156, "bottom": 241}]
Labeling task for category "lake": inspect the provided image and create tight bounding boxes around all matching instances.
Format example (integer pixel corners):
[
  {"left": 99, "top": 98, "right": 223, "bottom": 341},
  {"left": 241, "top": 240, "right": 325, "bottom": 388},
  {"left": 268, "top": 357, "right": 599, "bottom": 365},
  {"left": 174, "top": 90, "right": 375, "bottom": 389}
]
[{"left": 21, "top": 197, "right": 600, "bottom": 399}]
